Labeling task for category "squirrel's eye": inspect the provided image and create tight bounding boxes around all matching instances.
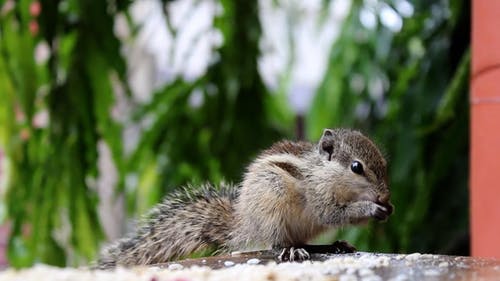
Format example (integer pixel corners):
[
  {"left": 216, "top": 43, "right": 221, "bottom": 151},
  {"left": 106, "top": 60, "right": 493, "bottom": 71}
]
[{"left": 350, "top": 161, "right": 364, "bottom": 175}]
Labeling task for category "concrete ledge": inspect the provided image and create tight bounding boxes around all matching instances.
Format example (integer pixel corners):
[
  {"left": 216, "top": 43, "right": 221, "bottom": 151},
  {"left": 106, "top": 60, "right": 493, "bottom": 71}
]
[{"left": 1, "top": 252, "right": 500, "bottom": 281}]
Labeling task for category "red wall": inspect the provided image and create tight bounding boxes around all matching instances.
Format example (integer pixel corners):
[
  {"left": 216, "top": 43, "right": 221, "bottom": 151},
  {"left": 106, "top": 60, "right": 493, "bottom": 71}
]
[{"left": 471, "top": 0, "right": 500, "bottom": 258}]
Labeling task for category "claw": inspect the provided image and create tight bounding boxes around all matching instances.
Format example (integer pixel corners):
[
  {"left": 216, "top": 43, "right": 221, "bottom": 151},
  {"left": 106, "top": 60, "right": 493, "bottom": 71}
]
[
  {"left": 275, "top": 247, "right": 311, "bottom": 262},
  {"left": 295, "top": 248, "right": 310, "bottom": 260},
  {"left": 278, "top": 248, "right": 287, "bottom": 261}
]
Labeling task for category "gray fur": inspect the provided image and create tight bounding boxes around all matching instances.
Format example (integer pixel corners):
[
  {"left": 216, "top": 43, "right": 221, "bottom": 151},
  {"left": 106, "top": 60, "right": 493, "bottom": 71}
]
[
  {"left": 96, "top": 128, "right": 392, "bottom": 268},
  {"left": 96, "top": 183, "right": 237, "bottom": 269}
]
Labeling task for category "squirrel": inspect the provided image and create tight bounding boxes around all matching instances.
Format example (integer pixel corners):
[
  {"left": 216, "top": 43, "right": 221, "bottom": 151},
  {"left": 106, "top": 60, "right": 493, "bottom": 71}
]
[{"left": 96, "top": 128, "right": 393, "bottom": 269}]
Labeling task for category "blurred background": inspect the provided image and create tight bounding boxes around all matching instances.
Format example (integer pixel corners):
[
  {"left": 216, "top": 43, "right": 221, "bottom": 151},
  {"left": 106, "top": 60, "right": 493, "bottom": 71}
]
[{"left": 0, "top": 0, "right": 469, "bottom": 267}]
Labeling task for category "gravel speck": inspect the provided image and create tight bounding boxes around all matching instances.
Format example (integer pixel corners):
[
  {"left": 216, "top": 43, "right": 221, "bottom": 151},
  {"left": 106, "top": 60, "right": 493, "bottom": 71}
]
[
  {"left": 246, "top": 258, "right": 260, "bottom": 265},
  {"left": 424, "top": 269, "right": 441, "bottom": 276},
  {"left": 405, "top": 253, "right": 421, "bottom": 261},
  {"left": 388, "top": 274, "right": 408, "bottom": 281},
  {"left": 167, "top": 263, "right": 184, "bottom": 270},
  {"left": 438, "top": 262, "right": 449, "bottom": 267}
]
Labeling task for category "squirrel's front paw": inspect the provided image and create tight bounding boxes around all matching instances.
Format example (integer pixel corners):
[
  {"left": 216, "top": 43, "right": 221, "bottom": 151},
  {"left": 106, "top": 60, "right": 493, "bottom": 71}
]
[
  {"left": 371, "top": 202, "right": 391, "bottom": 221},
  {"left": 331, "top": 240, "right": 357, "bottom": 254},
  {"left": 276, "top": 247, "right": 310, "bottom": 262}
]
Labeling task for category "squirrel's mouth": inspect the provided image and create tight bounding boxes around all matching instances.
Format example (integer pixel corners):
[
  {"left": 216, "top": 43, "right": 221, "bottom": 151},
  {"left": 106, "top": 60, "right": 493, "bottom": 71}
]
[
  {"left": 357, "top": 193, "right": 394, "bottom": 215},
  {"left": 374, "top": 200, "right": 394, "bottom": 221}
]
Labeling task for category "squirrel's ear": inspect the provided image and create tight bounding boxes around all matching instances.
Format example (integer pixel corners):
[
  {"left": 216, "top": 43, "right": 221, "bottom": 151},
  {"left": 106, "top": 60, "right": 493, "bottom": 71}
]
[{"left": 319, "top": 129, "right": 334, "bottom": 160}]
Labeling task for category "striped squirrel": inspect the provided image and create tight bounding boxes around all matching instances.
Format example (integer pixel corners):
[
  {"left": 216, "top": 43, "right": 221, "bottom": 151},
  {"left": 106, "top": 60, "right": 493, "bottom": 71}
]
[{"left": 96, "top": 128, "right": 393, "bottom": 268}]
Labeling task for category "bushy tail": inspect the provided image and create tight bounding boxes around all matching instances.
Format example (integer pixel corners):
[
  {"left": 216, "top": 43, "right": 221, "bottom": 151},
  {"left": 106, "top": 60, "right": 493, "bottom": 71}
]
[{"left": 96, "top": 183, "right": 238, "bottom": 269}]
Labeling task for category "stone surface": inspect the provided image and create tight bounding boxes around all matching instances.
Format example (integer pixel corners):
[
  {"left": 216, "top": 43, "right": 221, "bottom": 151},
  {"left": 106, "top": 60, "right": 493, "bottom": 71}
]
[
  {"left": 158, "top": 251, "right": 500, "bottom": 280},
  {"left": 1, "top": 252, "right": 500, "bottom": 281}
]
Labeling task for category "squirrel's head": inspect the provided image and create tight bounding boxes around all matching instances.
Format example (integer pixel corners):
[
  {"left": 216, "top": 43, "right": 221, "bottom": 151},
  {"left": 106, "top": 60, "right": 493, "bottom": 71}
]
[{"left": 307, "top": 128, "right": 393, "bottom": 225}]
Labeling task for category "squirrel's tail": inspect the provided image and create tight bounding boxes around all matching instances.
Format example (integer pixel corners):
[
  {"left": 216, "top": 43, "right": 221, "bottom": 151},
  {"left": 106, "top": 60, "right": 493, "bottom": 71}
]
[{"left": 96, "top": 183, "right": 237, "bottom": 269}]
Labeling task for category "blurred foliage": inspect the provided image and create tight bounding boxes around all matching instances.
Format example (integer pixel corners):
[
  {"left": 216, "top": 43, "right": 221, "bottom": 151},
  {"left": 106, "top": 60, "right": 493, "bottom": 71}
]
[
  {"left": 0, "top": 0, "right": 469, "bottom": 267},
  {"left": 0, "top": 0, "right": 130, "bottom": 266},
  {"left": 128, "top": 0, "right": 285, "bottom": 214},
  {"left": 311, "top": 0, "right": 470, "bottom": 255}
]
